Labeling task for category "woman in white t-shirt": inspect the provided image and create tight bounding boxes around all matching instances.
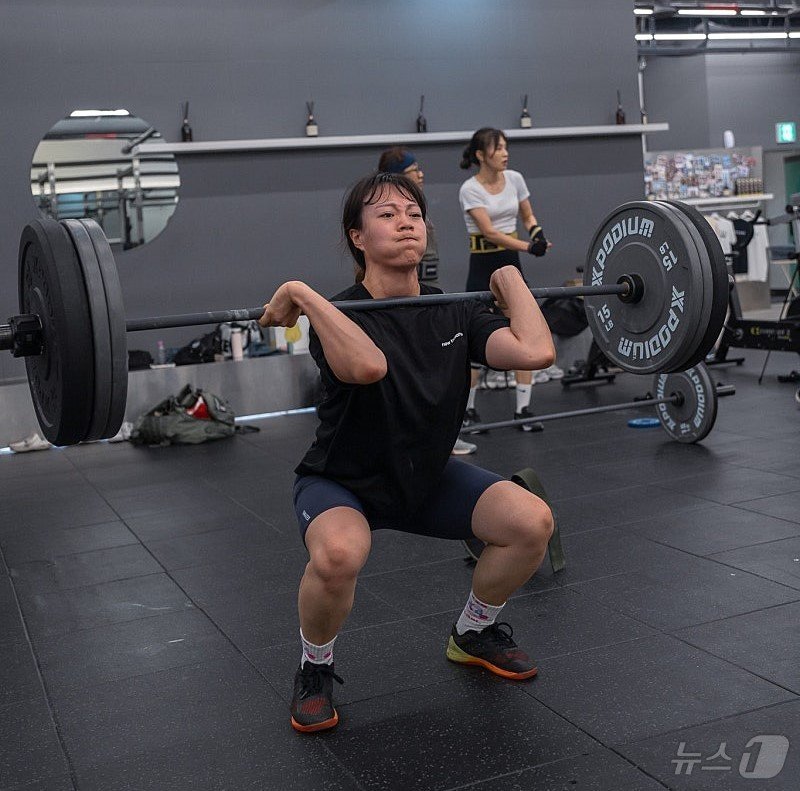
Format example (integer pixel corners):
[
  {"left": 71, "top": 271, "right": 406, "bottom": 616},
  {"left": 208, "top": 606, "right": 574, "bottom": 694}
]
[{"left": 458, "top": 127, "right": 553, "bottom": 432}]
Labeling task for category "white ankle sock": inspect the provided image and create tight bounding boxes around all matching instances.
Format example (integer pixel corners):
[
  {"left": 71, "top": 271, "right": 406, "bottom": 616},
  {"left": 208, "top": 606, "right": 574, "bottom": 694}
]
[
  {"left": 515, "top": 383, "right": 532, "bottom": 412},
  {"left": 455, "top": 590, "right": 506, "bottom": 635},
  {"left": 300, "top": 629, "right": 336, "bottom": 666},
  {"left": 467, "top": 386, "right": 478, "bottom": 410}
]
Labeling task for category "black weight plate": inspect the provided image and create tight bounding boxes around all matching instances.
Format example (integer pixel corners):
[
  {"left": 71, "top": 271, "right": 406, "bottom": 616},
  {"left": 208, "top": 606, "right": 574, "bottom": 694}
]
[
  {"left": 653, "top": 362, "right": 718, "bottom": 443},
  {"left": 653, "top": 201, "right": 716, "bottom": 374},
  {"left": 663, "top": 201, "right": 729, "bottom": 368},
  {"left": 18, "top": 219, "right": 94, "bottom": 445},
  {"left": 61, "top": 220, "right": 112, "bottom": 442},
  {"left": 81, "top": 219, "right": 128, "bottom": 439},
  {"left": 583, "top": 201, "right": 704, "bottom": 375}
]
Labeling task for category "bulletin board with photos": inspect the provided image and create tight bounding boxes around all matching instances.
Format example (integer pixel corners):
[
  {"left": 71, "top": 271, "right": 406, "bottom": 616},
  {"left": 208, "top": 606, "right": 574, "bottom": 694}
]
[{"left": 644, "top": 146, "right": 763, "bottom": 201}]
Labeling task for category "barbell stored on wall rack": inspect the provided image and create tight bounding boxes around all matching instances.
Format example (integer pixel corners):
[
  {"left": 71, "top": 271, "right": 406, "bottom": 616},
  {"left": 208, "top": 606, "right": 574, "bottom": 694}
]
[
  {"left": 460, "top": 363, "right": 735, "bottom": 444},
  {"left": 3, "top": 199, "right": 730, "bottom": 445}
]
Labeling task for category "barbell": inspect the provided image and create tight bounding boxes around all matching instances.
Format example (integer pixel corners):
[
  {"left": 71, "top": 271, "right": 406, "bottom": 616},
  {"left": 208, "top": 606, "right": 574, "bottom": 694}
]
[
  {"left": 2, "top": 199, "right": 729, "bottom": 446},
  {"left": 460, "top": 363, "right": 735, "bottom": 444}
]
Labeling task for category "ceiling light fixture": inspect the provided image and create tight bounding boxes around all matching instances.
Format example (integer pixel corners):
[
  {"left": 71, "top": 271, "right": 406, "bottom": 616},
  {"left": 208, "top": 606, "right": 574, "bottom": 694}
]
[
  {"left": 708, "top": 30, "right": 789, "bottom": 38},
  {"left": 677, "top": 7, "right": 738, "bottom": 16},
  {"left": 634, "top": 7, "right": 655, "bottom": 14},
  {"left": 654, "top": 32, "right": 708, "bottom": 40}
]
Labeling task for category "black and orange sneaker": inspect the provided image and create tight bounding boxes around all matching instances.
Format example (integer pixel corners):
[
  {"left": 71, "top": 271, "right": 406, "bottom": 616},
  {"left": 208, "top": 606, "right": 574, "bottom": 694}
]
[
  {"left": 290, "top": 662, "right": 344, "bottom": 733},
  {"left": 446, "top": 622, "right": 538, "bottom": 680}
]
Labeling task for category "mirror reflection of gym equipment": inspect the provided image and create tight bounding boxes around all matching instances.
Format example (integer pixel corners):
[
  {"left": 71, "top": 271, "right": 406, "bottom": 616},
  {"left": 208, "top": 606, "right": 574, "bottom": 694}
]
[{"left": 30, "top": 109, "right": 180, "bottom": 250}]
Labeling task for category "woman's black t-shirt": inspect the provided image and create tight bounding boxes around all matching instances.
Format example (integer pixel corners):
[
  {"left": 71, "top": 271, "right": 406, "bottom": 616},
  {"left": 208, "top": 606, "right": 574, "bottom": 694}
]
[{"left": 295, "top": 282, "right": 510, "bottom": 517}]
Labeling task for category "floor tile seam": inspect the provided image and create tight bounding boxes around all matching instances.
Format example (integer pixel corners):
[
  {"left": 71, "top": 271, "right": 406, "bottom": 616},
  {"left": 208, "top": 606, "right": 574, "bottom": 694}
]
[
  {"left": 614, "top": 697, "right": 800, "bottom": 751},
  {"left": 358, "top": 555, "right": 478, "bottom": 580},
  {"left": 647, "top": 483, "right": 745, "bottom": 506},
  {"left": 148, "top": 571, "right": 321, "bottom": 700},
  {"left": 316, "top": 741, "right": 371, "bottom": 791},
  {"left": 707, "top": 532, "right": 800, "bottom": 556},
  {"left": 0, "top": 516, "right": 130, "bottom": 538},
  {"left": 534, "top": 632, "right": 665, "bottom": 664},
  {"left": 244, "top": 614, "right": 421, "bottom": 657},
  {"left": 191, "top": 481, "right": 285, "bottom": 525},
  {"left": 27, "top": 604, "right": 200, "bottom": 646},
  {"left": 724, "top": 458, "right": 800, "bottom": 478},
  {"left": 605, "top": 524, "right": 800, "bottom": 563},
  {"left": 436, "top": 744, "right": 648, "bottom": 791},
  {"left": 667, "top": 595, "right": 800, "bottom": 634},
  {"left": 549, "top": 479, "right": 667, "bottom": 505},
  {"left": 606, "top": 525, "right": 722, "bottom": 563},
  {"left": 696, "top": 553, "right": 800, "bottom": 593},
  {"left": 12, "top": 569, "right": 169, "bottom": 596},
  {"left": 78, "top": 461, "right": 281, "bottom": 532},
  {"left": 3, "top": 564, "right": 80, "bottom": 789},
  {"left": 37, "top": 649, "right": 256, "bottom": 699},
  {"left": 124, "top": 515, "right": 283, "bottom": 546},
  {"left": 442, "top": 732, "right": 676, "bottom": 791},
  {"left": 727, "top": 485, "right": 800, "bottom": 506},
  {"left": 6, "top": 537, "right": 147, "bottom": 567},
  {"left": 727, "top": 501, "right": 800, "bottom": 527},
  {"left": 561, "top": 501, "right": 715, "bottom": 531},
  {"left": 664, "top": 631, "right": 800, "bottom": 698}
]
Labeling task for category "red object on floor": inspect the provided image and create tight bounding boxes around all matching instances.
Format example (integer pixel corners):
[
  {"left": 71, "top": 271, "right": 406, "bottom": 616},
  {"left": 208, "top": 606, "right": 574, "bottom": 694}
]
[{"left": 186, "top": 395, "right": 210, "bottom": 420}]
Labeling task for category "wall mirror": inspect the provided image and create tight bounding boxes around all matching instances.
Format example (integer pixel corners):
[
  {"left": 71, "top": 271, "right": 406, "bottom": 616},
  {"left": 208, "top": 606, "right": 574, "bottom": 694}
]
[{"left": 30, "top": 109, "right": 180, "bottom": 250}]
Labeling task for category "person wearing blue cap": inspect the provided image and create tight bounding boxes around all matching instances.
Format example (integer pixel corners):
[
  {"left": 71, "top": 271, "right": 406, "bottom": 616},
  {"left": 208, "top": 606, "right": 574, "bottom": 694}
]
[{"left": 378, "top": 147, "right": 477, "bottom": 457}]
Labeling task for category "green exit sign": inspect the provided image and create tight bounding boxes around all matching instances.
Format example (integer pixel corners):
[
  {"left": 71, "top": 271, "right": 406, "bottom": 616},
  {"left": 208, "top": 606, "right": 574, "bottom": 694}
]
[{"left": 776, "top": 122, "right": 797, "bottom": 144}]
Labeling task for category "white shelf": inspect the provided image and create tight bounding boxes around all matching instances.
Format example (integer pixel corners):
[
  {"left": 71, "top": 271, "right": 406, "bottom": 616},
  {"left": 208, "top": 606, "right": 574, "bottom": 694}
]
[
  {"left": 133, "top": 123, "right": 669, "bottom": 155},
  {"left": 679, "top": 193, "right": 773, "bottom": 207}
]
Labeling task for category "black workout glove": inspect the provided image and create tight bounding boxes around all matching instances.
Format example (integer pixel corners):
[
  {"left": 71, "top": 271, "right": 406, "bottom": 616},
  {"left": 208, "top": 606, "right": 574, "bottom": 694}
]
[{"left": 527, "top": 226, "right": 548, "bottom": 257}]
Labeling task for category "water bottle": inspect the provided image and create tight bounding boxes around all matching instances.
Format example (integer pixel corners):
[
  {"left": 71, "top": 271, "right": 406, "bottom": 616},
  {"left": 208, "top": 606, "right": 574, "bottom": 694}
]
[{"left": 231, "top": 328, "right": 244, "bottom": 362}]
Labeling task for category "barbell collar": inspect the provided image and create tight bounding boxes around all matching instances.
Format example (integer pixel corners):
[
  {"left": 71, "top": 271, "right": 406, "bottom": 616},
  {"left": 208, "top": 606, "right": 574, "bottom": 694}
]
[
  {"left": 124, "top": 282, "right": 630, "bottom": 333},
  {"left": 0, "top": 323, "right": 12, "bottom": 353},
  {"left": 0, "top": 315, "right": 43, "bottom": 357}
]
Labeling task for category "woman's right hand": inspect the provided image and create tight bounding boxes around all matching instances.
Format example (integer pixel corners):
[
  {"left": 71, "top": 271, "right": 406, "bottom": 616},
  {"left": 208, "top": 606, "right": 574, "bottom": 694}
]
[{"left": 258, "top": 281, "right": 307, "bottom": 327}]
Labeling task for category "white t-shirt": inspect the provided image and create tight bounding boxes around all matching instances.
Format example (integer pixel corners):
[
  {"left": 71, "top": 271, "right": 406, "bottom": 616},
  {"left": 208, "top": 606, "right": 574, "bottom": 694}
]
[{"left": 459, "top": 170, "right": 530, "bottom": 235}]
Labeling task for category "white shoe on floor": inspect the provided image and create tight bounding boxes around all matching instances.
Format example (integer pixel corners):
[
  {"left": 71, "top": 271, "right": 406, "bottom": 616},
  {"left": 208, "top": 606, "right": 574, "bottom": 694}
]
[
  {"left": 9, "top": 432, "right": 52, "bottom": 453},
  {"left": 451, "top": 438, "right": 477, "bottom": 455},
  {"left": 107, "top": 421, "right": 134, "bottom": 443},
  {"left": 533, "top": 370, "right": 550, "bottom": 384},
  {"left": 545, "top": 364, "right": 565, "bottom": 380}
]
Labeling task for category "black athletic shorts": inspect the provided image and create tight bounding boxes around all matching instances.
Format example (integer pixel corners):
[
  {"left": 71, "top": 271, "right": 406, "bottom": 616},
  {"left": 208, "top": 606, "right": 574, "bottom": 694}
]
[{"left": 293, "top": 459, "right": 505, "bottom": 546}]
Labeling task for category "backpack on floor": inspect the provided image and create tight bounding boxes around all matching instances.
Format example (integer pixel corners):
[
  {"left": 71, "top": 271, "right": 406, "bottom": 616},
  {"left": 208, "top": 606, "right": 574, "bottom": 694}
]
[{"left": 131, "top": 384, "right": 237, "bottom": 446}]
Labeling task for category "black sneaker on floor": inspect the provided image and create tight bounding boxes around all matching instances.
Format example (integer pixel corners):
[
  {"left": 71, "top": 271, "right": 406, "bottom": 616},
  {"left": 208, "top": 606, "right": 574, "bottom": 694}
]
[
  {"left": 514, "top": 407, "right": 544, "bottom": 432},
  {"left": 446, "top": 622, "right": 538, "bottom": 680},
  {"left": 290, "top": 662, "right": 344, "bottom": 733},
  {"left": 462, "top": 407, "right": 487, "bottom": 434}
]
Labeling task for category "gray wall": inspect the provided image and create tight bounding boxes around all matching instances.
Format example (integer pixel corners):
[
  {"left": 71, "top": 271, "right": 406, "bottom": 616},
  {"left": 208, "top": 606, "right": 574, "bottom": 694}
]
[
  {"left": 0, "top": 0, "right": 644, "bottom": 383},
  {"left": 643, "top": 50, "right": 800, "bottom": 250},
  {"left": 643, "top": 51, "right": 800, "bottom": 151}
]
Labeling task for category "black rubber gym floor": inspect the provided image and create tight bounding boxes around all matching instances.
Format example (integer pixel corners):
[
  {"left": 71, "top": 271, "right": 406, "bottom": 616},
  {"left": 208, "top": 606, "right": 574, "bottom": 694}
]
[{"left": 1, "top": 350, "right": 799, "bottom": 790}]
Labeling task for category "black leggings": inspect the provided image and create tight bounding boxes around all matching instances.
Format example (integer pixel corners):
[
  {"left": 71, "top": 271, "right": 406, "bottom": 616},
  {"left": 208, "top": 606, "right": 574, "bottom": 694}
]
[{"left": 465, "top": 250, "right": 523, "bottom": 293}]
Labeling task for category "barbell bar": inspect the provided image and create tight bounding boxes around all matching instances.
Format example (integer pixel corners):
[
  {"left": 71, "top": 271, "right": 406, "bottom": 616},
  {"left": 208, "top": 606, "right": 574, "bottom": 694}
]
[
  {"left": 4, "top": 199, "right": 730, "bottom": 446},
  {"left": 124, "top": 283, "right": 635, "bottom": 333},
  {"left": 460, "top": 363, "right": 735, "bottom": 444}
]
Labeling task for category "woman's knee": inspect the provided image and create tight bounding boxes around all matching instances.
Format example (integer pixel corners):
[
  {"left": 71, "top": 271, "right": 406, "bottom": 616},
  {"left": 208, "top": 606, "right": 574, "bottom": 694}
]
[
  {"left": 508, "top": 499, "right": 553, "bottom": 549},
  {"left": 306, "top": 512, "right": 371, "bottom": 586},
  {"left": 475, "top": 483, "right": 553, "bottom": 549}
]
